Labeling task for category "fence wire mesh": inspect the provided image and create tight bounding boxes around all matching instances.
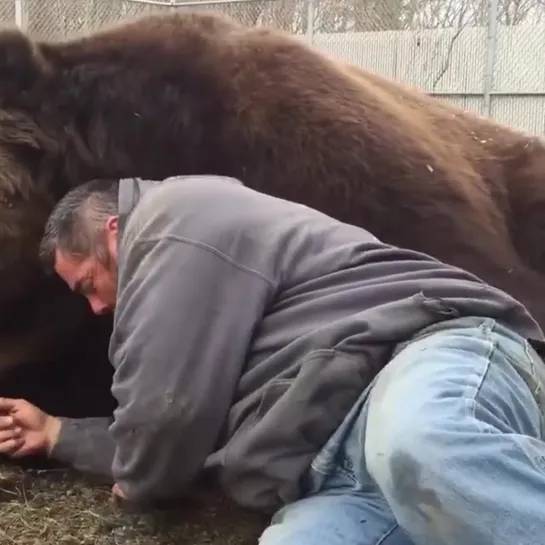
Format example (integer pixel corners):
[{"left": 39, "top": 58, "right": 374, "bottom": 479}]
[{"left": 0, "top": 0, "right": 544, "bottom": 136}]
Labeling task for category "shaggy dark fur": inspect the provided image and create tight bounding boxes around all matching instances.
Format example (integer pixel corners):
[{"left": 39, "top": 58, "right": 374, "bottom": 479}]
[{"left": 0, "top": 12, "right": 544, "bottom": 452}]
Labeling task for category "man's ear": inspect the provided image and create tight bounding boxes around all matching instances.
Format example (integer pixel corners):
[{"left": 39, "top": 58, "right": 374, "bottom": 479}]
[
  {"left": 105, "top": 215, "right": 119, "bottom": 235},
  {"left": 0, "top": 26, "right": 49, "bottom": 99}
]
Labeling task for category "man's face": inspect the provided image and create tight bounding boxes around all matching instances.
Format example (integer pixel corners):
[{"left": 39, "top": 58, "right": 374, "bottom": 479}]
[{"left": 55, "top": 216, "right": 119, "bottom": 315}]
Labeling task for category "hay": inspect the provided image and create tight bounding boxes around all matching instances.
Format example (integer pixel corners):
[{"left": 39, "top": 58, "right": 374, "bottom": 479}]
[{"left": 0, "top": 462, "right": 267, "bottom": 544}]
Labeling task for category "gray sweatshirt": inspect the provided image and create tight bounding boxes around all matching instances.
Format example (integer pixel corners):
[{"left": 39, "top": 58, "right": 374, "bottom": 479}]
[{"left": 51, "top": 175, "right": 544, "bottom": 513}]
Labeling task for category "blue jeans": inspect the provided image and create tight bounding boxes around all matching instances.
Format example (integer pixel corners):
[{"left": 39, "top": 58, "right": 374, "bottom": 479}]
[{"left": 258, "top": 316, "right": 545, "bottom": 545}]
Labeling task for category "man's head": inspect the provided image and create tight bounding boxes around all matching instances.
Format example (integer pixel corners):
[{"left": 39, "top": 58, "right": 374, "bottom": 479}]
[{"left": 39, "top": 178, "right": 120, "bottom": 315}]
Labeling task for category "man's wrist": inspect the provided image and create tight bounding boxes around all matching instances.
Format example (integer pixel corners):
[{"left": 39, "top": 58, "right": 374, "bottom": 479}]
[{"left": 44, "top": 415, "right": 62, "bottom": 456}]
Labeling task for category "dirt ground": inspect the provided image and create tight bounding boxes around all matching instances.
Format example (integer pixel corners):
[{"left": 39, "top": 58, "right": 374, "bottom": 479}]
[{"left": 0, "top": 461, "right": 267, "bottom": 545}]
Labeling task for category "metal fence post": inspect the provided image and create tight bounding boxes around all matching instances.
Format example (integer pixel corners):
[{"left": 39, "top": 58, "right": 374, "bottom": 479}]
[
  {"left": 483, "top": 0, "right": 499, "bottom": 118},
  {"left": 305, "top": 0, "right": 315, "bottom": 45},
  {"left": 14, "top": 0, "right": 25, "bottom": 28}
]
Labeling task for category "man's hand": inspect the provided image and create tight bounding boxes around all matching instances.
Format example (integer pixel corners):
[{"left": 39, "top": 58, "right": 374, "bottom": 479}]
[{"left": 0, "top": 398, "right": 61, "bottom": 457}]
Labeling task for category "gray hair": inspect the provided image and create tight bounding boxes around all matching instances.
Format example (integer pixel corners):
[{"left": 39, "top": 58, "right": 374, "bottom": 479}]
[{"left": 39, "top": 178, "right": 120, "bottom": 273}]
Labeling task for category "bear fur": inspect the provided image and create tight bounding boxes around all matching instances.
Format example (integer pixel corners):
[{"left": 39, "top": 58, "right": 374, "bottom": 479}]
[{"left": 0, "top": 11, "right": 544, "bottom": 439}]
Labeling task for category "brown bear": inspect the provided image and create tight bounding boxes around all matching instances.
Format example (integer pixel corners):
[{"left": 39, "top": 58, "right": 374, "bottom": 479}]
[{"left": 0, "top": 10, "right": 544, "bottom": 434}]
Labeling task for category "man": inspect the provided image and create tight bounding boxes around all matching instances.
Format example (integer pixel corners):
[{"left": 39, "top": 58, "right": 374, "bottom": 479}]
[{"left": 1, "top": 174, "right": 545, "bottom": 545}]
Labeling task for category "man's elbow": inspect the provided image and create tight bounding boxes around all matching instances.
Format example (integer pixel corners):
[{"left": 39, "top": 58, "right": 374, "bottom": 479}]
[
  {"left": 110, "top": 412, "right": 212, "bottom": 502},
  {"left": 113, "top": 473, "right": 176, "bottom": 505},
  {"left": 113, "top": 460, "right": 196, "bottom": 504}
]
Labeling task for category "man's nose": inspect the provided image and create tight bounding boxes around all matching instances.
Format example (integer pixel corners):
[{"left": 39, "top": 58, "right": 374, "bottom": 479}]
[{"left": 88, "top": 296, "right": 108, "bottom": 315}]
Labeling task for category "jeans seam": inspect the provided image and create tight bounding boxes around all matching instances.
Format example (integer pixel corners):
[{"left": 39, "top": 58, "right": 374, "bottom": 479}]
[
  {"left": 515, "top": 341, "right": 543, "bottom": 400},
  {"left": 490, "top": 326, "right": 545, "bottom": 430},
  {"left": 376, "top": 522, "right": 401, "bottom": 545},
  {"left": 524, "top": 342, "right": 545, "bottom": 440},
  {"left": 466, "top": 323, "right": 496, "bottom": 430}
]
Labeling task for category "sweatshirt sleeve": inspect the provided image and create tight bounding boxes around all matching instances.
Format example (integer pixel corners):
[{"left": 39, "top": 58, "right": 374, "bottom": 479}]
[
  {"left": 49, "top": 416, "right": 116, "bottom": 480},
  {"left": 107, "top": 236, "right": 273, "bottom": 503}
]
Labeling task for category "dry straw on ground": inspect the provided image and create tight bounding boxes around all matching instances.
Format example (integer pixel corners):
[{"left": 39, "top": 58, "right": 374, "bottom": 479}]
[{"left": 0, "top": 462, "right": 266, "bottom": 545}]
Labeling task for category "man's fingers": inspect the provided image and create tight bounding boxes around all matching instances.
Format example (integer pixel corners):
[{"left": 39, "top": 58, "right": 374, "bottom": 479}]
[
  {"left": 0, "top": 416, "right": 14, "bottom": 429},
  {"left": 0, "top": 413, "right": 28, "bottom": 430},
  {"left": 0, "top": 398, "right": 15, "bottom": 410},
  {"left": 0, "top": 436, "right": 23, "bottom": 455},
  {"left": 0, "top": 398, "right": 20, "bottom": 413},
  {"left": 0, "top": 429, "right": 21, "bottom": 442}
]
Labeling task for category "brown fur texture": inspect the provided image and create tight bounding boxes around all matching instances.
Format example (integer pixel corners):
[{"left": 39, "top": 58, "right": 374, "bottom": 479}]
[{"left": 0, "top": 11, "right": 544, "bottom": 432}]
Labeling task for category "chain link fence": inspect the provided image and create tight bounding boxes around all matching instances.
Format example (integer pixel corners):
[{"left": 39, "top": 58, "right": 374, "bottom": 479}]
[{"left": 0, "top": 0, "right": 544, "bottom": 136}]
